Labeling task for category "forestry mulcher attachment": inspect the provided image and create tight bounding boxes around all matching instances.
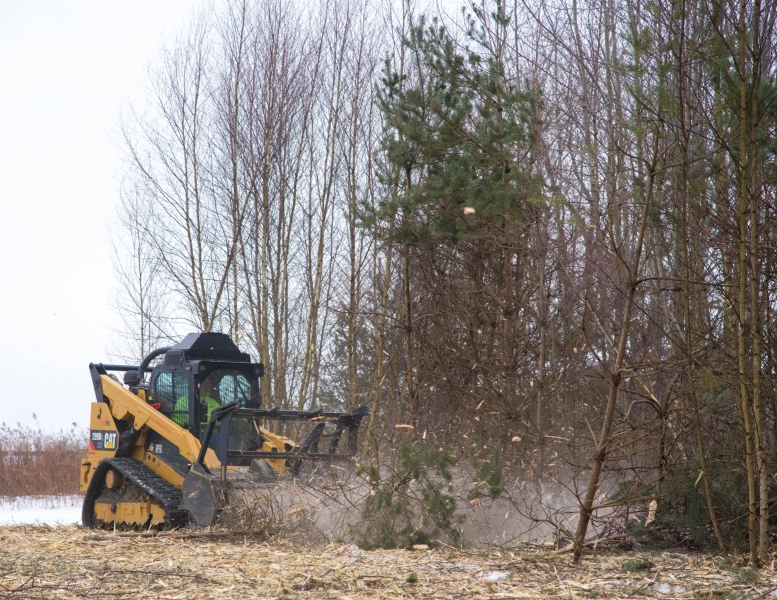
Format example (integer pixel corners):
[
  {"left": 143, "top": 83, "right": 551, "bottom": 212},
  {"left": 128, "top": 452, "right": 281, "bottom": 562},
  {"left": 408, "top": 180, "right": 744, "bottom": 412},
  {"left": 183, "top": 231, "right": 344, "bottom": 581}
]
[{"left": 80, "top": 332, "right": 367, "bottom": 529}]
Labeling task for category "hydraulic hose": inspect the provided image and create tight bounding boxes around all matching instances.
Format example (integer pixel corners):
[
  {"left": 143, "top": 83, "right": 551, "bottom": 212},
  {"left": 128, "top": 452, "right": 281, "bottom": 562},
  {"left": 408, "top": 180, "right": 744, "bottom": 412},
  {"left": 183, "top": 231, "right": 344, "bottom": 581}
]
[{"left": 136, "top": 346, "right": 172, "bottom": 383}]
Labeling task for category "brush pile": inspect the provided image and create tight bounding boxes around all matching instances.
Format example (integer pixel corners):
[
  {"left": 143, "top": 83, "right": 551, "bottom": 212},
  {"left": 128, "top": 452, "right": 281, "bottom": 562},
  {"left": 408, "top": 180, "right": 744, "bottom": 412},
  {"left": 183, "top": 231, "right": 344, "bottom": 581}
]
[{"left": 1, "top": 525, "right": 773, "bottom": 599}]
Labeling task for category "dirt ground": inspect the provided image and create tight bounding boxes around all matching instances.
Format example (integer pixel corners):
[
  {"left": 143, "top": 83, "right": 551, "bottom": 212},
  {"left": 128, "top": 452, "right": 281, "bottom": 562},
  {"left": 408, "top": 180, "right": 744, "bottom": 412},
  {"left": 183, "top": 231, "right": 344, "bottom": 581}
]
[{"left": 0, "top": 526, "right": 775, "bottom": 599}]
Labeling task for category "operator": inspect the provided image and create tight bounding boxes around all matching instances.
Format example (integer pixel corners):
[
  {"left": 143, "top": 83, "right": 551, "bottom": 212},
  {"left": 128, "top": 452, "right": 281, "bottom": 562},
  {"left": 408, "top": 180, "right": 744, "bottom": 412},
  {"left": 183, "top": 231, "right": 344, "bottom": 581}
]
[
  {"left": 172, "top": 379, "right": 220, "bottom": 427},
  {"left": 198, "top": 379, "right": 220, "bottom": 424}
]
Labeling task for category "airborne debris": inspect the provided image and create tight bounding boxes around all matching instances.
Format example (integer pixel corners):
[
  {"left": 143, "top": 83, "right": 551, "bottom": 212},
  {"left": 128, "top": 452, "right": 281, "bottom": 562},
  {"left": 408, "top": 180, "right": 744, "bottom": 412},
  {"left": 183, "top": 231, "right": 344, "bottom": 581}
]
[{"left": 645, "top": 499, "right": 658, "bottom": 526}]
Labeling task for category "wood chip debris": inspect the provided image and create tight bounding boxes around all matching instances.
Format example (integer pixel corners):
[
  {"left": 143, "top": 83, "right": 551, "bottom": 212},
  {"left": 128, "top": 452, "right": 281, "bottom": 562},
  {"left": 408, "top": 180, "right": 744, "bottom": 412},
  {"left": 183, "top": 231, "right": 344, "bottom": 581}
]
[{"left": 0, "top": 525, "right": 771, "bottom": 598}]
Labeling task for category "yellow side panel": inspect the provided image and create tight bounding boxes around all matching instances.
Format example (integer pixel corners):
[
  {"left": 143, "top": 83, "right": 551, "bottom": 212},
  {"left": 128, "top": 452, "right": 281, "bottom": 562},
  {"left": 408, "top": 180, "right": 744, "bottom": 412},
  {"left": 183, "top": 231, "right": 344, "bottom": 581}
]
[
  {"left": 87, "top": 403, "right": 119, "bottom": 457},
  {"left": 81, "top": 403, "right": 119, "bottom": 491}
]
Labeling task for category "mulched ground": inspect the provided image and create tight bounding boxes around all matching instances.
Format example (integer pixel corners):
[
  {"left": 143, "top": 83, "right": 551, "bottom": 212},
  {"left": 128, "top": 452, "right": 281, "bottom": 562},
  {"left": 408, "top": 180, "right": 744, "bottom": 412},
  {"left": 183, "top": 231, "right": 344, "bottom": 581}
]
[{"left": 0, "top": 525, "right": 774, "bottom": 599}]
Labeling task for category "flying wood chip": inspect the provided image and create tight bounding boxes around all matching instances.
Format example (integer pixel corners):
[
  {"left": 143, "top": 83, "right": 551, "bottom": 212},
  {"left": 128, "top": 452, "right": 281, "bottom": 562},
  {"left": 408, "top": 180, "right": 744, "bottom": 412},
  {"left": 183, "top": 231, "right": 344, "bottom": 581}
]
[
  {"left": 394, "top": 424, "right": 414, "bottom": 429},
  {"left": 463, "top": 207, "right": 476, "bottom": 215},
  {"left": 645, "top": 499, "right": 658, "bottom": 526}
]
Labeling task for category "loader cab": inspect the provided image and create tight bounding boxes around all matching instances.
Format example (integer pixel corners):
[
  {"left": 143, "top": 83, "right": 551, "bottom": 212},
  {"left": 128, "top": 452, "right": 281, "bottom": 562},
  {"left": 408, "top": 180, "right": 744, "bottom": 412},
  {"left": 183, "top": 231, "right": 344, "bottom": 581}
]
[
  {"left": 151, "top": 365, "right": 260, "bottom": 434},
  {"left": 144, "top": 333, "right": 263, "bottom": 438},
  {"left": 199, "top": 367, "right": 258, "bottom": 425}
]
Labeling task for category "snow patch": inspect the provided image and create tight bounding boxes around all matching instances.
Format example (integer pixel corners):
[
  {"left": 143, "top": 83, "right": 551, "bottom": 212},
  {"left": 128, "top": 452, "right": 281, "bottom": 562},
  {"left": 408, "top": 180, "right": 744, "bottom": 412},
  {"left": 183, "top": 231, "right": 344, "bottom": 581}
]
[{"left": 0, "top": 495, "right": 82, "bottom": 526}]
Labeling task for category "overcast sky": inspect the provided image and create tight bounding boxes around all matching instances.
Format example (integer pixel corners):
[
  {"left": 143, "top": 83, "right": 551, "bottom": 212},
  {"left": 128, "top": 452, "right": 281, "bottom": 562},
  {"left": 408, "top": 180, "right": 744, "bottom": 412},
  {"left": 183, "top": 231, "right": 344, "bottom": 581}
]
[{"left": 0, "top": 1, "right": 207, "bottom": 431}]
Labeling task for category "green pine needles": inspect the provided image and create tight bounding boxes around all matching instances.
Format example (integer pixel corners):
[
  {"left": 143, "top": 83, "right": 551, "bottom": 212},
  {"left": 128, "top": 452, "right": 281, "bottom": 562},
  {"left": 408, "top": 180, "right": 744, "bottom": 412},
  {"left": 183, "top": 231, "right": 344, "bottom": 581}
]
[
  {"left": 369, "top": 1, "right": 544, "bottom": 246},
  {"left": 355, "top": 442, "right": 461, "bottom": 549}
]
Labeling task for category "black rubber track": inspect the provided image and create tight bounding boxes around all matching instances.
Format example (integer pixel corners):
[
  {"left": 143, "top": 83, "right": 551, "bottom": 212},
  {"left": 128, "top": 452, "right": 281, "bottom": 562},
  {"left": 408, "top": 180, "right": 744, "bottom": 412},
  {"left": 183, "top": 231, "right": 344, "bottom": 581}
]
[{"left": 81, "top": 457, "right": 186, "bottom": 528}]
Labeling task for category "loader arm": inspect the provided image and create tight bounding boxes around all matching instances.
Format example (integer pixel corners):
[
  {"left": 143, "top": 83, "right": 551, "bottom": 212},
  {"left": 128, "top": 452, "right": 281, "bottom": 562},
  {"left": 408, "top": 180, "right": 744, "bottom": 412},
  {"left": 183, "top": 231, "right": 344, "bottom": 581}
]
[{"left": 98, "top": 373, "right": 219, "bottom": 469}]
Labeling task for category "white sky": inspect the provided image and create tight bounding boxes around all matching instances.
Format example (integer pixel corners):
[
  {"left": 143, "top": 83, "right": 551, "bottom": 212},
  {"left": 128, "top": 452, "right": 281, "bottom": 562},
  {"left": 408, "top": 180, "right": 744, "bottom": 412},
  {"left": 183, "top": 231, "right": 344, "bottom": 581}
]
[{"left": 0, "top": 1, "right": 207, "bottom": 431}]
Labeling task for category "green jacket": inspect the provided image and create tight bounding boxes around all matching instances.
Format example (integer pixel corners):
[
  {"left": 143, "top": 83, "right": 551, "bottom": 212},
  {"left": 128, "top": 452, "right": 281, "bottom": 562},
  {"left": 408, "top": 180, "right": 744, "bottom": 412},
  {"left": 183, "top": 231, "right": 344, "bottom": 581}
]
[{"left": 172, "top": 393, "right": 219, "bottom": 427}]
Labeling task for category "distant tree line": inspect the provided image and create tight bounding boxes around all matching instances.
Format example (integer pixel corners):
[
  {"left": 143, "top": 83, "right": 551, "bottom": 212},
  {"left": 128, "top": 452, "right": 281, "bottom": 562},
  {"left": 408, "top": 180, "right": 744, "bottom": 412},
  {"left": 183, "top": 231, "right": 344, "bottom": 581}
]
[{"left": 114, "top": 0, "right": 777, "bottom": 563}]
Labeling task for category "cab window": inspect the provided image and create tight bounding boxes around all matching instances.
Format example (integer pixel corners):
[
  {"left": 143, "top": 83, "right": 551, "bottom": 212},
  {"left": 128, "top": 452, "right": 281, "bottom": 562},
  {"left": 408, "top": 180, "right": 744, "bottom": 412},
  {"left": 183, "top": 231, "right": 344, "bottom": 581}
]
[
  {"left": 200, "top": 369, "right": 254, "bottom": 406},
  {"left": 198, "top": 369, "right": 256, "bottom": 440},
  {"left": 153, "top": 372, "right": 189, "bottom": 425}
]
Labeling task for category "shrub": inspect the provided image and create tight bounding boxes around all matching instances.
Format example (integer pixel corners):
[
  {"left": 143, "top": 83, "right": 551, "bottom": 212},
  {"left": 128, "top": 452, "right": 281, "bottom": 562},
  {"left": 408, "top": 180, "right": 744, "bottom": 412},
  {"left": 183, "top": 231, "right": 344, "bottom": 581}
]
[
  {"left": 622, "top": 557, "right": 653, "bottom": 572},
  {"left": 355, "top": 441, "right": 462, "bottom": 549},
  {"left": 469, "top": 445, "right": 504, "bottom": 501},
  {"left": 620, "top": 453, "right": 765, "bottom": 552}
]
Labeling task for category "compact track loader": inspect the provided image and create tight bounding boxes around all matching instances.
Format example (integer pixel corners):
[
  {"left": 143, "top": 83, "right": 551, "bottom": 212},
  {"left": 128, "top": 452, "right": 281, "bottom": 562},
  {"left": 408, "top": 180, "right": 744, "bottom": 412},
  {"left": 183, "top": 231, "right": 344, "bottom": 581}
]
[{"left": 81, "top": 332, "right": 367, "bottom": 529}]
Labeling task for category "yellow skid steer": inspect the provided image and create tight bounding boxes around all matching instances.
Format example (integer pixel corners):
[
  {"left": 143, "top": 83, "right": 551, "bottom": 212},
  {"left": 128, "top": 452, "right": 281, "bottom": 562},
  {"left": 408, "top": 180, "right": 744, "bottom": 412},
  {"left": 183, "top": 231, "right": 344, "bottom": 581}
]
[{"left": 81, "top": 332, "right": 367, "bottom": 529}]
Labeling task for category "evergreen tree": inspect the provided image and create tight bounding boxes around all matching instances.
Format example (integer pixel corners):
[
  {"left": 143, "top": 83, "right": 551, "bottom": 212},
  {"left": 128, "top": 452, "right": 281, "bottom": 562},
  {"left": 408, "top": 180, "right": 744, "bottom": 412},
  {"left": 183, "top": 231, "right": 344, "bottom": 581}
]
[{"left": 371, "top": 2, "right": 544, "bottom": 245}]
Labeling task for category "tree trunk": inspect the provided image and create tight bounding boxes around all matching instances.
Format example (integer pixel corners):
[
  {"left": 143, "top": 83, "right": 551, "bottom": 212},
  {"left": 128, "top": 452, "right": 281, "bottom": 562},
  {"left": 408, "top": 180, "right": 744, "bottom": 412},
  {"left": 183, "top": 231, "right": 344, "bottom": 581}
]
[
  {"left": 572, "top": 142, "right": 659, "bottom": 562},
  {"left": 737, "top": 0, "right": 758, "bottom": 564}
]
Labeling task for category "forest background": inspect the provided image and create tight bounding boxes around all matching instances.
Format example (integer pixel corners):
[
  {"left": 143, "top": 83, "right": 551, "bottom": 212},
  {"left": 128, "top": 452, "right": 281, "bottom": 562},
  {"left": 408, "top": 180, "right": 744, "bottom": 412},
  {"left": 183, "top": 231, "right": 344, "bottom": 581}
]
[{"left": 96, "top": 0, "right": 777, "bottom": 564}]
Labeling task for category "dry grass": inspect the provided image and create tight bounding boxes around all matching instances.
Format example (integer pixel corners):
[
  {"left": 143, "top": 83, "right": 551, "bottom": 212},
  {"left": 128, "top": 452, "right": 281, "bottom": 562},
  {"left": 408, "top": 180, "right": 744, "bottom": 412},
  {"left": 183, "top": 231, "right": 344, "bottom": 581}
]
[
  {"left": 0, "top": 423, "right": 85, "bottom": 500},
  {"left": 0, "top": 525, "right": 771, "bottom": 599}
]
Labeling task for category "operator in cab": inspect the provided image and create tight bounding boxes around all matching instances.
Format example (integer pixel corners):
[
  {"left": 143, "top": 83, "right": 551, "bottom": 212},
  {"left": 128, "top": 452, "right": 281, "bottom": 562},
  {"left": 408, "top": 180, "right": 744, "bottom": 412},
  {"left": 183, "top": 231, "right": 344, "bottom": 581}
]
[{"left": 172, "top": 379, "right": 219, "bottom": 428}]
